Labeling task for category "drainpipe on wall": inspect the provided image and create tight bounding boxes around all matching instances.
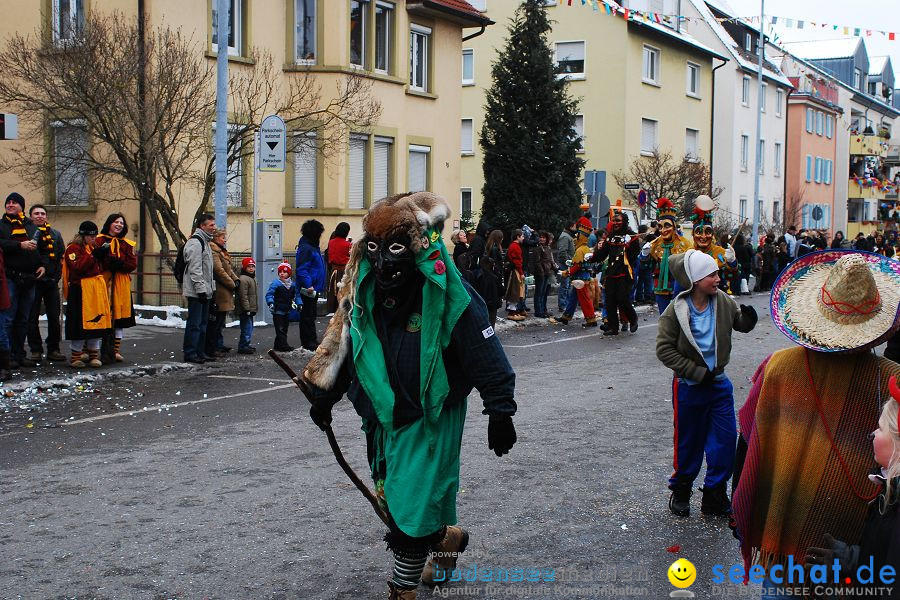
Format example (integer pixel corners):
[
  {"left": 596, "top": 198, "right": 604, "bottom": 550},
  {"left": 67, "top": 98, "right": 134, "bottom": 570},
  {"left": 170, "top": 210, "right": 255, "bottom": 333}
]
[
  {"left": 782, "top": 87, "right": 792, "bottom": 227},
  {"left": 709, "top": 57, "right": 727, "bottom": 195},
  {"left": 137, "top": 0, "right": 147, "bottom": 303},
  {"left": 462, "top": 26, "right": 487, "bottom": 42}
]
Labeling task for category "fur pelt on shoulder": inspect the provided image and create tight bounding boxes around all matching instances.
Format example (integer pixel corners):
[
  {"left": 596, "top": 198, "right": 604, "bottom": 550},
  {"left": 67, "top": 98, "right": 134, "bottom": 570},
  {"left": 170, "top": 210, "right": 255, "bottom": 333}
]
[{"left": 303, "top": 191, "right": 450, "bottom": 390}]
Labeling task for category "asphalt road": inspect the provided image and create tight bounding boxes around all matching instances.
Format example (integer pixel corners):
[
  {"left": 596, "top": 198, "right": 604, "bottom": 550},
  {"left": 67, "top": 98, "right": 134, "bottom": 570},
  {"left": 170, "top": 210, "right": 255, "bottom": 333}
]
[{"left": 0, "top": 293, "right": 798, "bottom": 599}]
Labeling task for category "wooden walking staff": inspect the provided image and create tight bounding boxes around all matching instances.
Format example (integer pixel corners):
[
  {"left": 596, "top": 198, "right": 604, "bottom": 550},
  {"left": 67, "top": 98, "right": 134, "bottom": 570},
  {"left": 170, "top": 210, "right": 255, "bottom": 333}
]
[{"left": 268, "top": 350, "right": 393, "bottom": 528}]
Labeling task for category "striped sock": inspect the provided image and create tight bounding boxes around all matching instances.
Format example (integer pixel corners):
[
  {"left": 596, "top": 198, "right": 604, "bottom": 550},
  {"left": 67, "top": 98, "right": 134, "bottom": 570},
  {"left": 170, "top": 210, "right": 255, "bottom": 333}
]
[
  {"left": 87, "top": 349, "right": 100, "bottom": 364},
  {"left": 113, "top": 338, "right": 122, "bottom": 356},
  {"left": 392, "top": 549, "right": 428, "bottom": 589}
]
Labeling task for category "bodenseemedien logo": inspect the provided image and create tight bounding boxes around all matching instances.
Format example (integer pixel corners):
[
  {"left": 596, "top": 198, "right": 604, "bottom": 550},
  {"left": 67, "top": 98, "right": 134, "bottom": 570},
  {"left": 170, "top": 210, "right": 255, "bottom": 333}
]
[{"left": 668, "top": 558, "right": 696, "bottom": 598}]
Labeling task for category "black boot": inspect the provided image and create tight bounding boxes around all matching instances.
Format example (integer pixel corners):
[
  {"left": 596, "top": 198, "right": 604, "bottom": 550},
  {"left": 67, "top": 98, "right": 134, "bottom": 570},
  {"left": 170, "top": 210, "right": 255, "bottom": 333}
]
[
  {"left": 0, "top": 349, "right": 11, "bottom": 381},
  {"left": 669, "top": 480, "right": 692, "bottom": 517},
  {"left": 700, "top": 484, "right": 732, "bottom": 516}
]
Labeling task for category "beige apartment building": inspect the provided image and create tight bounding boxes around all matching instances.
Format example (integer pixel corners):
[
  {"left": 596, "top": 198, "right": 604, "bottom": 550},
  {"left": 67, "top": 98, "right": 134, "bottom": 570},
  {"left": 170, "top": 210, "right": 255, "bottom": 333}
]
[
  {"left": 0, "top": 0, "right": 489, "bottom": 254},
  {"left": 460, "top": 0, "right": 724, "bottom": 227}
]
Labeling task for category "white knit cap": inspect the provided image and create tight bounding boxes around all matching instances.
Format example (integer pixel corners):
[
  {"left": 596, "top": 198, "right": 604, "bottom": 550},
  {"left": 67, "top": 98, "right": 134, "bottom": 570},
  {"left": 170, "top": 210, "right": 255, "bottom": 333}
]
[{"left": 686, "top": 250, "right": 718, "bottom": 283}]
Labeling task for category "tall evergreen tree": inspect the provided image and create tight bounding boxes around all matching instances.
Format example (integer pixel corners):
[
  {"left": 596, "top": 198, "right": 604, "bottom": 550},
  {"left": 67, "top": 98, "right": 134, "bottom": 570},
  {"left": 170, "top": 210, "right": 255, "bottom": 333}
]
[{"left": 480, "top": 0, "right": 585, "bottom": 235}]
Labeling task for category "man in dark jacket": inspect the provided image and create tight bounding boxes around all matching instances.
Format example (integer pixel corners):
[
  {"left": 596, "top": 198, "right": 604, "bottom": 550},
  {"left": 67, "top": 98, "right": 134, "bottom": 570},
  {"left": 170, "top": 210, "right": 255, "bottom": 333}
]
[
  {"left": 295, "top": 219, "right": 326, "bottom": 351},
  {"left": 0, "top": 193, "right": 44, "bottom": 368},
  {"left": 26, "top": 204, "right": 66, "bottom": 362}
]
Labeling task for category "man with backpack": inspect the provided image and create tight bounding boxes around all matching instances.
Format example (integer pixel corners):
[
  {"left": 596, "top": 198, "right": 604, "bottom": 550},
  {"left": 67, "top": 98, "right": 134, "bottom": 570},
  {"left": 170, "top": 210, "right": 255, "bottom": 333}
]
[{"left": 180, "top": 213, "right": 216, "bottom": 364}]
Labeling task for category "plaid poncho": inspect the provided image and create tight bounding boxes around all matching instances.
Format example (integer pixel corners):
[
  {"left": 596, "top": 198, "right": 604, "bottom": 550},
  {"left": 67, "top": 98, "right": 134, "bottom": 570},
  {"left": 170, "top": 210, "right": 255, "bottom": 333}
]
[{"left": 733, "top": 347, "right": 900, "bottom": 575}]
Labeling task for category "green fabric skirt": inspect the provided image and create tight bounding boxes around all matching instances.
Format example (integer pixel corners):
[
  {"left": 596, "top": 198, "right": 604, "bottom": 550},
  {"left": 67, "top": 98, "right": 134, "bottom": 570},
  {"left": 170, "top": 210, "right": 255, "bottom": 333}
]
[{"left": 364, "top": 399, "right": 467, "bottom": 538}]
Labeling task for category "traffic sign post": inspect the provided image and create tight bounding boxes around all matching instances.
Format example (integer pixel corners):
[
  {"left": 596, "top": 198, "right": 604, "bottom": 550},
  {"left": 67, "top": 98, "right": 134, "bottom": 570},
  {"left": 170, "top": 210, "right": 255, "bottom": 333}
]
[{"left": 259, "top": 115, "right": 286, "bottom": 172}]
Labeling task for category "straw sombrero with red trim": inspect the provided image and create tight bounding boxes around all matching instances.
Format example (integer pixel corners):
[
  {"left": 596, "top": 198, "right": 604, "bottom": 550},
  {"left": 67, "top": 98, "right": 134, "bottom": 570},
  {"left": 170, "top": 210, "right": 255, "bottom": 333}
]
[{"left": 770, "top": 250, "right": 900, "bottom": 353}]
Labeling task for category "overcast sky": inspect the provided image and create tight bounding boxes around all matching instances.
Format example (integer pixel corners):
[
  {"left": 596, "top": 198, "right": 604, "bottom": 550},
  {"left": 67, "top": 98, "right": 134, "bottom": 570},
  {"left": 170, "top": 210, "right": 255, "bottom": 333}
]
[{"left": 725, "top": 0, "right": 900, "bottom": 86}]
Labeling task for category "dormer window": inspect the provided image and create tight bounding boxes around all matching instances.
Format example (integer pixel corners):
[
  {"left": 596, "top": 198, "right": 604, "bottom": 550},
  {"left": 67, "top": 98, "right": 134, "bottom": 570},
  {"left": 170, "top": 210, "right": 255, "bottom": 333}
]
[{"left": 744, "top": 32, "right": 752, "bottom": 52}]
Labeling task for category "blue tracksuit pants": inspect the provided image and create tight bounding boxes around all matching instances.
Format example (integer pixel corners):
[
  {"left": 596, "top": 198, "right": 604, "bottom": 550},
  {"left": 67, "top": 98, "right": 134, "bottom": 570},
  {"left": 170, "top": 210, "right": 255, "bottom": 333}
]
[{"left": 668, "top": 376, "right": 736, "bottom": 490}]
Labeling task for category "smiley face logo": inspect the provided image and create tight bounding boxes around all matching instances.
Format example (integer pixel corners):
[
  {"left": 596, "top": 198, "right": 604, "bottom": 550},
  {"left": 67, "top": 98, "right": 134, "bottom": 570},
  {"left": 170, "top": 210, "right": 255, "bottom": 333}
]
[{"left": 668, "top": 559, "right": 696, "bottom": 589}]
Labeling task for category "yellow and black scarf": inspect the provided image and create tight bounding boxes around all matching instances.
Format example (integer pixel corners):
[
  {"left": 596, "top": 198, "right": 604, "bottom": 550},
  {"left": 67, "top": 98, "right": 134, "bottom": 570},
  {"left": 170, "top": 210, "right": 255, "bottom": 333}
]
[
  {"left": 36, "top": 222, "right": 57, "bottom": 260},
  {"left": 3, "top": 212, "right": 28, "bottom": 240}
]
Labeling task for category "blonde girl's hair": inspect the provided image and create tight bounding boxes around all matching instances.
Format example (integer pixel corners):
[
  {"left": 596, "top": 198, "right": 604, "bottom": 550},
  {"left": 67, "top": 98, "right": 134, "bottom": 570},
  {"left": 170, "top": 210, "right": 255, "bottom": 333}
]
[
  {"left": 450, "top": 230, "right": 462, "bottom": 245},
  {"left": 878, "top": 399, "right": 900, "bottom": 513}
]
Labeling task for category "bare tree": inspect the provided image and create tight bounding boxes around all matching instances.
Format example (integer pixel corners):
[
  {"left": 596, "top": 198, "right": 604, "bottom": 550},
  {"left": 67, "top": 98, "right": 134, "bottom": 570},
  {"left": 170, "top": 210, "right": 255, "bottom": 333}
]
[
  {"left": 613, "top": 150, "right": 723, "bottom": 218},
  {"left": 0, "top": 10, "right": 381, "bottom": 255}
]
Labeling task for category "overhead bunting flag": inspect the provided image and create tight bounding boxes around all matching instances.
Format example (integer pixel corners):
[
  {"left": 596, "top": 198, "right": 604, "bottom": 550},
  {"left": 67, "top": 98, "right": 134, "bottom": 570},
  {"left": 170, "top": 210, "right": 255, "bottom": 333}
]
[{"left": 552, "top": 1, "right": 898, "bottom": 42}]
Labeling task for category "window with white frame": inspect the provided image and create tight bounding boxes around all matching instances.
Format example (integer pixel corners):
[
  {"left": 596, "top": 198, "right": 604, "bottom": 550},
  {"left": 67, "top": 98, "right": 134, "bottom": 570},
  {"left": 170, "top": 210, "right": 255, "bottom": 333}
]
[
  {"left": 686, "top": 62, "right": 700, "bottom": 96},
  {"left": 641, "top": 118, "right": 657, "bottom": 155},
  {"left": 774, "top": 141, "right": 781, "bottom": 176},
  {"left": 349, "top": 133, "right": 368, "bottom": 209},
  {"left": 293, "top": 131, "right": 318, "bottom": 208},
  {"left": 555, "top": 41, "right": 585, "bottom": 78},
  {"left": 869, "top": 81, "right": 878, "bottom": 96},
  {"left": 816, "top": 111, "right": 824, "bottom": 136},
  {"left": 374, "top": 136, "right": 392, "bottom": 200},
  {"left": 773, "top": 199, "right": 780, "bottom": 223},
  {"left": 52, "top": 0, "right": 85, "bottom": 45},
  {"left": 758, "top": 139, "right": 765, "bottom": 174},
  {"left": 462, "top": 48, "right": 474, "bottom": 85},
  {"left": 742, "top": 77, "right": 750, "bottom": 106},
  {"left": 806, "top": 108, "right": 814, "bottom": 133},
  {"left": 408, "top": 145, "right": 430, "bottom": 192},
  {"left": 461, "top": 119, "right": 474, "bottom": 155},
  {"left": 776, "top": 89, "right": 783, "bottom": 117},
  {"left": 854, "top": 68, "right": 863, "bottom": 91},
  {"left": 409, "top": 24, "right": 431, "bottom": 91},
  {"left": 806, "top": 155, "right": 812, "bottom": 182},
  {"left": 52, "top": 121, "right": 89, "bottom": 206},
  {"left": 744, "top": 32, "right": 752, "bottom": 52},
  {"left": 295, "top": 0, "right": 316, "bottom": 62},
  {"left": 574, "top": 114, "right": 584, "bottom": 152},
  {"left": 212, "top": 0, "right": 242, "bottom": 56},
  {"left": 740, "top": 134, "right": 749, "bottom": 170},
  {"left": 374, "top": 2, "right": 392, "bottom": 73},
  {"left": 761, "top": 83, "right": 767, "bottom": 112},
  {"left": 825, "top": 114, "right": 834, "bottom": 138},
  {"left": 685, "top": 128, "right": 699, "bottom": 161},
  {"left": 461, "top": 188, "right": 473, "bottom": 216},
  {"left": 350, "top": 0, "right": 368, "bottom": 68},
  {"left": 642, "top": 45, "right": 660, "bottom": 85},
  {"left": 739, "top": 196, "right": 747, "bottom": 220}
]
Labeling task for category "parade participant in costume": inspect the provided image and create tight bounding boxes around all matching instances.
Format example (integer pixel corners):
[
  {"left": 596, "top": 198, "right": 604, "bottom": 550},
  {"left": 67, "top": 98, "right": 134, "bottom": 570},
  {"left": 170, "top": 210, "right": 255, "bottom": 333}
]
[
  {"left": 556, "top": 217, "right": 598, "bottom": 327},
  {"left": 504, "top": 229, "right": 526, "bottom": 321},
  {"left": 689, "top": 195, "right": 738, "bottom": 291},
  {"left": 326, "top": 222, "right": 352, "bottom": 315},
  {"left": 650, "top": 198, "right": 692, "bottom": 313},
  {"left": 657, "top": 250, "right": 757, "bottom": 517},
  {"left": 593, "top": 210, "right": 640, "bottom": 335},
  {"left": 732, "top": 250, "right": 900, "bottom": 597},
  {"left": 63, "top": 221, "right": 112, "bottom": 368},
  {"left": 95, "top": 214, "right": 137, "bottom": 362},
  {"left": 300, "top": 192, "right": 517, "bottom": 599}
]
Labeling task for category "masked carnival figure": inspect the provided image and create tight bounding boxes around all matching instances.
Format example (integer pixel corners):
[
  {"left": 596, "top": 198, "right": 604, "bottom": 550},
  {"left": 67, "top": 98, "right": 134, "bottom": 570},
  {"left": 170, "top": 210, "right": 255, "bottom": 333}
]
[{"left": 650, "top": 198, "right": 692, "bottom": 313}]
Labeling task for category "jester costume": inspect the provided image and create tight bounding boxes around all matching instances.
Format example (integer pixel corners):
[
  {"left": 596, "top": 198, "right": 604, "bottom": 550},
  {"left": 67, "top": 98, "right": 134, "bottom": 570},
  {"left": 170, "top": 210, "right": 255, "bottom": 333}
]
[
  {"left": 688, "top": 200, "right": 739, "bottom": 294},
  {"left": 650, "top": 198, "right": 692, "bottom": 313},
  {"left": 556, "top": 217, "right": 598, "bottom": 327},
  {"left": 301, "top": 192, "right": 517, "bottom": 599},
  {"left": 96, "top": 215, "right": 138, "bottom": 362}
]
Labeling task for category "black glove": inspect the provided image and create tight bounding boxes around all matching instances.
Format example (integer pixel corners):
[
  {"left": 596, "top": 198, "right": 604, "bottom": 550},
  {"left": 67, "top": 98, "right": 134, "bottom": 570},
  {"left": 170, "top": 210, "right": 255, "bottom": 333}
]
[
  {"left": 109, "top": 256, "right": 124, "bottom": 271},
  {"left": 701, "top": 369, "right": 717, "bottom": 386},
  {"left": 309, "top": 402, "right": 333, "bottom": 431},
  {"left": 93, "top": 243, "right": 110, "bottom": 259},
  {"left": 739, "top": 304, "right": 758, "bottom": 327},
  {"left": 487, "top": 415, "right": 516, "bottom": 457},
  {"left": 197, "top": 292, "right": 208, "bottom": 302}
]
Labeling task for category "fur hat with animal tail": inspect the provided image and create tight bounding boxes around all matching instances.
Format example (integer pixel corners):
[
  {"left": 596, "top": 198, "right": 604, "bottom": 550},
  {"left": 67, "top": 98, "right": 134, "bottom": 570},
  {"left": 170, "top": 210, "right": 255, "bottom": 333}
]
[{"left": 303, "top": 192, "right": 451, "bottom": 391}]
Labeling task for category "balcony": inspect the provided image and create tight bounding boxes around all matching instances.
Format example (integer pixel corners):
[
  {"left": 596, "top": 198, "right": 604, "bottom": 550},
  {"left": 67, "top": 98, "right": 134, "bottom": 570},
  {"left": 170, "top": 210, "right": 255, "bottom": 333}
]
[
  {"left": 850, "top": 134, "right": 889, "bottom": 156},
  {"left": 848, "top": 177, "right": 895, "bottom": 200}
]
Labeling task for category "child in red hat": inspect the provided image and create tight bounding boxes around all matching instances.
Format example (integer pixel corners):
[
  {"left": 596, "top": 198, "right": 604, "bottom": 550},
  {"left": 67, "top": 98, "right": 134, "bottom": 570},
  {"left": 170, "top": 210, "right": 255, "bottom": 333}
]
[
  {"left": 236, "top": 257, "right": 258, "bottom": 353},
  {"left": 265, "top": 262, "right": 302, "bottom": 352}
]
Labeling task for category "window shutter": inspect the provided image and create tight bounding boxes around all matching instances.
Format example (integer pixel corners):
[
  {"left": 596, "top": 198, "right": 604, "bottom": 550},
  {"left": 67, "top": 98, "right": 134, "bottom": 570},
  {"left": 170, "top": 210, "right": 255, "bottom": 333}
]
[
  {"left": 460, "top": 119, "right": 473, "bottom": 153},
  {"left": 641, "top": 119, "right": 656, "bottom": 152},
  {"left": 408, "top": 146, "right": 429, "bottom": 192},
  {"left": 54, "top": 124, "right": 89, "bottom": 206},
  {"left": 349, "top": 134, "right": 367, "bottom": 209},
  {"left": 802, "top": 204, "right": 810, "bottom": 229},
  {"left": 373, "top": 136, "right": 392, "bottom": 200},
  {"left": 824, "top": 205, "right": 831, "bottom": 228},
  {"left": 293, "top": 133, "right": 317, "bottom": 208}
]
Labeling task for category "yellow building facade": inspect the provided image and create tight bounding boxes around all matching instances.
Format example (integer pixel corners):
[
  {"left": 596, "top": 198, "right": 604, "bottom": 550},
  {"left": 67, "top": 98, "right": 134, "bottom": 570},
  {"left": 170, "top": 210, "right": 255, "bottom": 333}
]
[
  {"left": 0, "top": 0, "right": 488, "bottom": 254},
  {"left": 460, "top": 1, "right": 723, "bottom": 226}
]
